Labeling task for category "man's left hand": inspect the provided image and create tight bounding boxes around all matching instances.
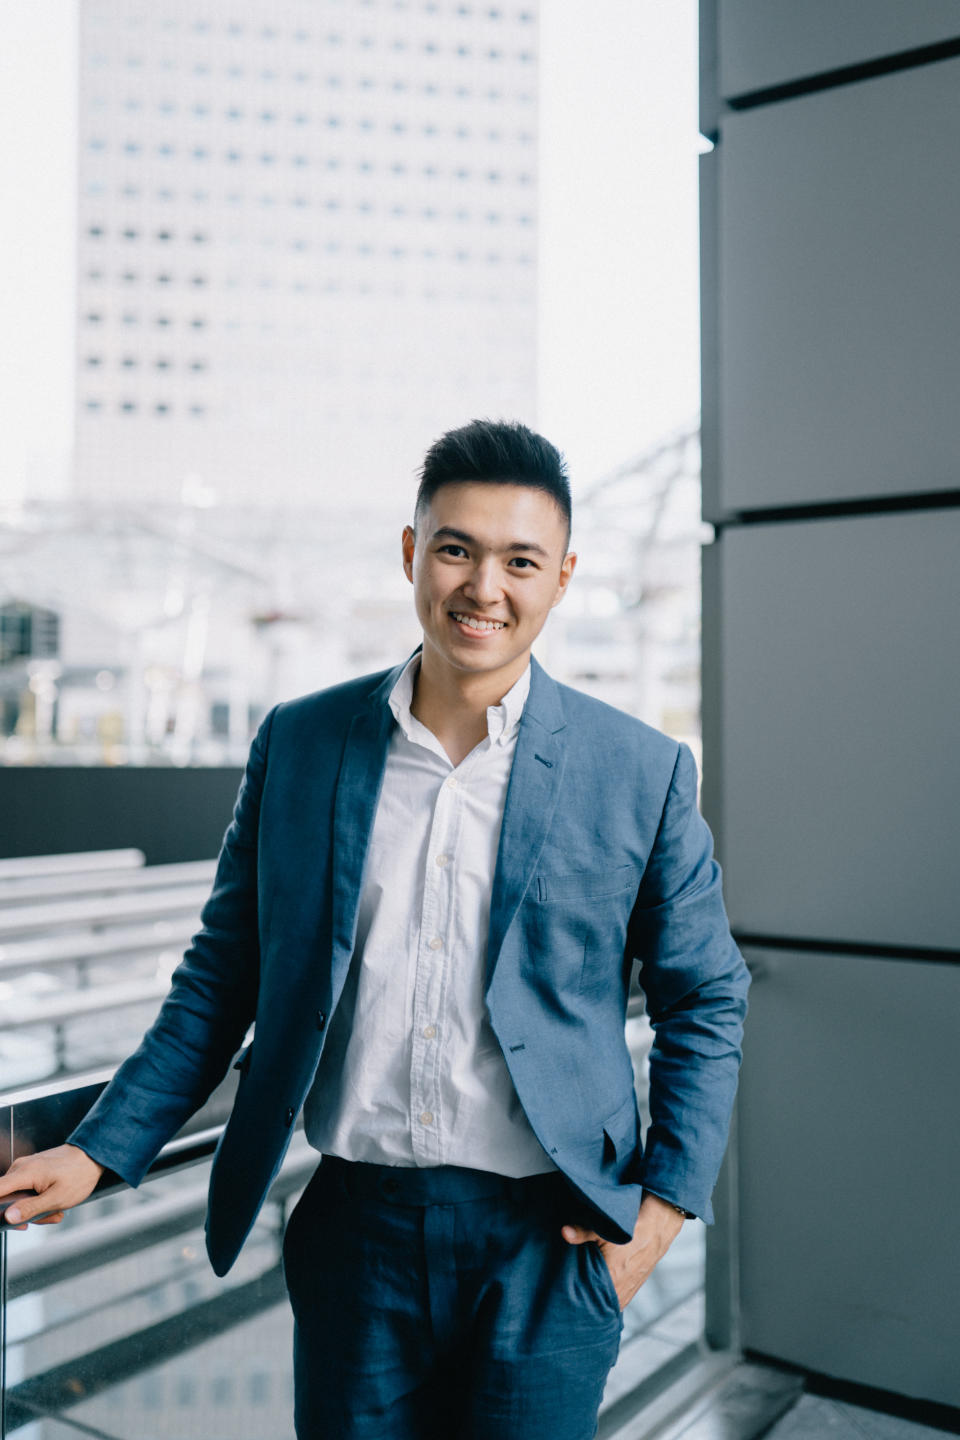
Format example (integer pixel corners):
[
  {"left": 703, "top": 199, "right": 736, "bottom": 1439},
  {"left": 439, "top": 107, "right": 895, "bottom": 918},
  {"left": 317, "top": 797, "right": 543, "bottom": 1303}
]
[{"left": 561, "top": 1192, "right": 686, "bottom": 1311}]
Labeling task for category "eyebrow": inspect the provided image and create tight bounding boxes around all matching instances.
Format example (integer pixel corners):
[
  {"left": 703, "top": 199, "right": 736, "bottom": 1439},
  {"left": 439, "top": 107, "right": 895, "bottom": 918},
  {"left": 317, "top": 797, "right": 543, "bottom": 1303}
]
[{"left": 430, "top": 525, "right": 550, "bottom": 558}]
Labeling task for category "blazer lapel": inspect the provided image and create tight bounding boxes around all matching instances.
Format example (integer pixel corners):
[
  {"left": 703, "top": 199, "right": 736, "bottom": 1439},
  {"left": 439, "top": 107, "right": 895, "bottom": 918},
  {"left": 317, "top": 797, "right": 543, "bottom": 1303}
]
[
  {"left": 486, "top": 656, "right": 567, "bottom": 986},
  {"left": 329, "top": 660, "right": 405, "bottom": 981}
]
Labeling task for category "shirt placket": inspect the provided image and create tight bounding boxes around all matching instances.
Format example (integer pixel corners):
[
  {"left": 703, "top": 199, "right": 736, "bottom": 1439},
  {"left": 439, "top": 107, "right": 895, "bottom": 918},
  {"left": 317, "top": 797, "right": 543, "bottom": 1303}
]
[{"left": 409, "top": 766, "right": 461, "bottom": 1163}]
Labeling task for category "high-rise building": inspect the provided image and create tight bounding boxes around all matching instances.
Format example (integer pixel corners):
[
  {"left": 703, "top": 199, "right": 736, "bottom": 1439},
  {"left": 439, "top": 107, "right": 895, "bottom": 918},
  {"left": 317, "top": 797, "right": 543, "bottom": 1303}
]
[{"left": 74, "top": 0, "right": 539, "bottom": 508}]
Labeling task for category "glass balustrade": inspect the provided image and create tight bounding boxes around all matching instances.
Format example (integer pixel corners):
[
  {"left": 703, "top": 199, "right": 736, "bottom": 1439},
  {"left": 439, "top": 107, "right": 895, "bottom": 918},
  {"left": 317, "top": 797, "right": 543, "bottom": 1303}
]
[{"left": 1, "top": 1003, "right": 705, "bottom": 1439}]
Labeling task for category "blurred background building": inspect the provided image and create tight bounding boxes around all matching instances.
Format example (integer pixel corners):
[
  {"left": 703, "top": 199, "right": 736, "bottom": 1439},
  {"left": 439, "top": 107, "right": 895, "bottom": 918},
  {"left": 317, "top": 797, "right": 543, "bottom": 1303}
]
[
  {"left": 73, "top": 0, "right": 538, "bottom": 507},
  {"left": 0, "top": 0, "right": 704, "bottom": 772}
]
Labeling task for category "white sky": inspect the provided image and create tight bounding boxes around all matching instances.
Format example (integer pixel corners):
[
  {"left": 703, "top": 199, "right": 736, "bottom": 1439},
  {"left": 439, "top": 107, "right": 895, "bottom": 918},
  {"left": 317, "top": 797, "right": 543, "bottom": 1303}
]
[{"left": 0, "top": 0, "right": 700, "bottom": 505}]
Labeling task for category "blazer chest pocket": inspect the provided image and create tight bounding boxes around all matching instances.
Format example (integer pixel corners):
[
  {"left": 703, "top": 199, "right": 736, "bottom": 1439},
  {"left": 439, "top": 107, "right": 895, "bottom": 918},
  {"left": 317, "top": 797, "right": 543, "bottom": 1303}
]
[{"left": 534, "top": 864, "right": 638, "bottom": 904}]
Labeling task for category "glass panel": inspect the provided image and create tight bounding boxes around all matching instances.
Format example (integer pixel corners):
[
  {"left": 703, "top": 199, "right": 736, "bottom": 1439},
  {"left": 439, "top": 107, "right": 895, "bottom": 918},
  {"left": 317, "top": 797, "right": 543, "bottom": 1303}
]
[
  {"left": 2, "top": 1055, "right": 705, "bottom": 1438},
  {"left": 600, "top": 1006, "right": 705, "bottom": 1406},
  {"left": 4, "top": 1152, "right": 300, "bottom": 1440}
]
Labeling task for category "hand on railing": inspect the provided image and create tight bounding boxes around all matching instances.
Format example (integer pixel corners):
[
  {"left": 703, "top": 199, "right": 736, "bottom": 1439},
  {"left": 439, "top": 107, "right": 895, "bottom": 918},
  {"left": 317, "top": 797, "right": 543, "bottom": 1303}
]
[{"left": 0, "top": 1144, "right": 104, "bottom": 1229}]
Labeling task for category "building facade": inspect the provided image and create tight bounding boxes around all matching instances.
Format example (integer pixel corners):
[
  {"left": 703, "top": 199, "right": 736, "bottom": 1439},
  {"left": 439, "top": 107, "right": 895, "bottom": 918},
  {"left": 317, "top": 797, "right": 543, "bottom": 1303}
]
[{"left": 74, "top": 0, "right": 539, "bottom": 507}]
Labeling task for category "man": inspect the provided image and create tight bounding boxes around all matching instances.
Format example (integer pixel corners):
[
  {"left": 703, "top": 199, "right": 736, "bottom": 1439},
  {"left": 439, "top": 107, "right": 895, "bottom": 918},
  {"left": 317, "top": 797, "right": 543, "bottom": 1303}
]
[{"left": 1, "top": 420, "right": 749, "bottom": 1439}]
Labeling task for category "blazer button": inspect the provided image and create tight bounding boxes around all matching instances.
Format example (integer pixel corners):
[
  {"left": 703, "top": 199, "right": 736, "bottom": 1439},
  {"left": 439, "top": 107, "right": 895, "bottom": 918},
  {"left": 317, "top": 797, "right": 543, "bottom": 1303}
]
[
  {"left": 284, "top": 1107, "right": 295, "bottom": 1127},
  {"left": 316, "top": 1010, "right": 326, "bottom": 1031}
]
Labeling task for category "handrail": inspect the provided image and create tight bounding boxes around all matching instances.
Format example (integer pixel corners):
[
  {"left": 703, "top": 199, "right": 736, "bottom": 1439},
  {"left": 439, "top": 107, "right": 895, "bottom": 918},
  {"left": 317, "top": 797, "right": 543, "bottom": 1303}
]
[
  {"left": 0, "top": 975, "right": 169, "bottom": 1032},
  {"left": 0, "top": 923, "right": 193, "bottom": 980},
  {"left": 0, "top": 850, "right": 145, "bottom": 881},
  {"left": 7, "top": 1135, "right": 318, "bottom": 1299},
  {"left": 0, "top": 887, "right": 207, "bottom": 938},
  {"left": 0, "top": 859, "right": 216, "bottom": 906}
]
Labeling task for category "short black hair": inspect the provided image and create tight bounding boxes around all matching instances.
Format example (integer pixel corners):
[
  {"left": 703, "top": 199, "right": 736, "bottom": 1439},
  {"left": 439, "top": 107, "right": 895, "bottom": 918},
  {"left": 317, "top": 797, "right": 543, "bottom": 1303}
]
[{"left": 415, "top": 418, "right": 572, "bottom": 549}]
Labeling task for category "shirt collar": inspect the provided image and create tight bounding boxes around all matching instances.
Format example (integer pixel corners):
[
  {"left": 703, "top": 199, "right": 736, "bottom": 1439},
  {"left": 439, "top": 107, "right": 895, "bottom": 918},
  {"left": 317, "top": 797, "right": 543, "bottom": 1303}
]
[{"left": 388, "top": 654, "right": 531, "bottom": 748}]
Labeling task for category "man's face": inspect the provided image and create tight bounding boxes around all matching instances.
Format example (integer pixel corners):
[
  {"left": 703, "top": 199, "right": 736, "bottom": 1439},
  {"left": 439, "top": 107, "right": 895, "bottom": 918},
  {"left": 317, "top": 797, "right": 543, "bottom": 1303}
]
[{"left": 402, "top": 481, "right": 576, "bottom": 682}]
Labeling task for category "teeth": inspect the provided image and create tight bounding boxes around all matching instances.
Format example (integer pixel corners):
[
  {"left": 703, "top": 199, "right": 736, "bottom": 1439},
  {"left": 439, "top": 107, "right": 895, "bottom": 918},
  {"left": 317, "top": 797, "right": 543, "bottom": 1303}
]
[{"left": 451, "top": 612, "right": 506, "bottom": 632}]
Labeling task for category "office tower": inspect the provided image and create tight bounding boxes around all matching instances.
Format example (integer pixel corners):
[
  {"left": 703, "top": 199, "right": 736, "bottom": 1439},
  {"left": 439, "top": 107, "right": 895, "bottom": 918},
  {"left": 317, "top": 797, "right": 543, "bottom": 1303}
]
[{"left": 75, "top": 0, "right": 539, "bottom": 507}]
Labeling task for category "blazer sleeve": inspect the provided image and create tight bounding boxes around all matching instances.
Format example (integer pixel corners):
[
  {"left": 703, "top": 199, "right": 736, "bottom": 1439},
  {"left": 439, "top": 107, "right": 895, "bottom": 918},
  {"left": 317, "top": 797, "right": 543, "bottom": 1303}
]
[
  {"left": 628, "top": 741, "right": 750, "bottom": 1223},
  {"left": 68, "top": 708, "right": 276, "bottom": 1187}
]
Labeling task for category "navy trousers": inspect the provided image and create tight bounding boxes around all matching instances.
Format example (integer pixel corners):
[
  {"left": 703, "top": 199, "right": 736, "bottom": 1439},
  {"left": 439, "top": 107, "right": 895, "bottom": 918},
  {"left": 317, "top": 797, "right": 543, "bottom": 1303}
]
[{"left": 282, "top": 1158, "right": 624, "bottom": 1439}]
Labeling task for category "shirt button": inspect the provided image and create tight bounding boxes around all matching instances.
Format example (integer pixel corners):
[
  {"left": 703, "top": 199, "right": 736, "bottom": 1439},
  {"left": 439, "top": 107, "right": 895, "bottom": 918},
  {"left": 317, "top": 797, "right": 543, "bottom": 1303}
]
[
  {"left": 420, "top": 1111, "right": 434, "bottom": 1126},
  {"left": 435, "top": 853, "right": 449, "bottom": 867},
  {"left": 446, "top": 776, "right": 458, "bottom": 789},
  {"left": 422, "top": 1024, "right": 437, "bottom": 1039},
  {"left": 428, "top": 936, "right": 443, "bottom": 951}
]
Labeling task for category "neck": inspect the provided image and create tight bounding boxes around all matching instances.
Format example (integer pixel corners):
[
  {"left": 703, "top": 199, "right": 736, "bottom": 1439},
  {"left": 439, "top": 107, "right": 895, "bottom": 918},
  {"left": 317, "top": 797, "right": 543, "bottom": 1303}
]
[{"left": 411, "top": 643, "right": 530, "bottom": 740}]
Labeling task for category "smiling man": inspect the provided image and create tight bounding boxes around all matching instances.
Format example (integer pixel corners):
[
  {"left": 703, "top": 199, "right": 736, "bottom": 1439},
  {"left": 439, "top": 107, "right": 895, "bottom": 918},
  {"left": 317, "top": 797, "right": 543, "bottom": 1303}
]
[{"left": 0, "top": 420, "right": 749, "bottom": 1440}]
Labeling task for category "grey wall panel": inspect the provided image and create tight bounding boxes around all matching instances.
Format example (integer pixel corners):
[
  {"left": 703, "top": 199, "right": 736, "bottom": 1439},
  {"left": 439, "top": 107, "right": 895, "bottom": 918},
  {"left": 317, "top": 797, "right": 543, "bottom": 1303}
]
[
  {"left": 699, "top": 151, "right": 721, "bottom": 525},
  {"left": 737, "top": 946, "right": 960, "bottom": 1407},
  {"left": 718, "top": 512, "right": 960, "bottom": 950},
  {"left": 718, "top": 0, "right": 960, "bottom": 99},
  {"left": 699, "top": 0, "right": 720, "bottom": 136},
  {"left": 0, "top": 766, "right": 243, "bottom": 865},
  {"left": 714, "top": 59, "right": 960, "bottom": 517}
]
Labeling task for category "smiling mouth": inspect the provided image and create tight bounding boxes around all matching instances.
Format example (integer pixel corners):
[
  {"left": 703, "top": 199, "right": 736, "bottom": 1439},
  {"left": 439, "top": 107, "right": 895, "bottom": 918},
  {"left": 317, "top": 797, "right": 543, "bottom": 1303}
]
[{"left": 449, "top": 611, "right": 507, "bottom": 632}]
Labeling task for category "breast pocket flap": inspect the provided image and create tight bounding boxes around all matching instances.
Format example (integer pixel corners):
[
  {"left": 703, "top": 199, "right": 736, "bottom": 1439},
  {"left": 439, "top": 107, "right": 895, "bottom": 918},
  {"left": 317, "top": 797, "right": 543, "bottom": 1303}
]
[{"left": 536, "top": 864, "right": 638, "bottom": 903}]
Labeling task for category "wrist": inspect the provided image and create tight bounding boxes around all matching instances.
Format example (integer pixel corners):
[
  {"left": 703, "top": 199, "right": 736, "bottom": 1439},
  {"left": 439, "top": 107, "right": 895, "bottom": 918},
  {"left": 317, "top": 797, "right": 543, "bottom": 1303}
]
[
  {"left": 641, "top": 1189, "right": 690, "bottom": 1224},
  {"left": 65, "top": 1144, "right": 105, "bottom": 1179}
]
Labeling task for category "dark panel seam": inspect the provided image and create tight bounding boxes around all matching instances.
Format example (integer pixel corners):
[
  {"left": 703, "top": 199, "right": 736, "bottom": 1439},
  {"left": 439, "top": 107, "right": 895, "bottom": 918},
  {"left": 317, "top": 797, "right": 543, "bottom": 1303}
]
[
  {"left": 726, "top": 36, "right": 960, "bottom": 112},
  {"left": 735, "top": 933, "right": 960, "bottom": 965},
  {"left": 709, "top": 489, "right": 960, "bottom": 532}
]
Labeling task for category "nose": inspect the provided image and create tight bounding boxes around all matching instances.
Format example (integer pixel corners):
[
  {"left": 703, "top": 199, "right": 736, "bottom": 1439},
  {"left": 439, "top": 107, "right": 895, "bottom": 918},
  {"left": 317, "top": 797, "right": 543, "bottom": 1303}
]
[{"left": 461, "top": 556, "right": 504, "bottom": 609}]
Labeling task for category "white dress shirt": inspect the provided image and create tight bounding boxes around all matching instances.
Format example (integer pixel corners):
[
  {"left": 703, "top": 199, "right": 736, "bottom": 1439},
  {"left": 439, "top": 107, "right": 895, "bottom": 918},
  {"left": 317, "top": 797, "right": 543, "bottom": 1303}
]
[{"left": 304, "top": 654, "right": 555, "bottom": 1177}]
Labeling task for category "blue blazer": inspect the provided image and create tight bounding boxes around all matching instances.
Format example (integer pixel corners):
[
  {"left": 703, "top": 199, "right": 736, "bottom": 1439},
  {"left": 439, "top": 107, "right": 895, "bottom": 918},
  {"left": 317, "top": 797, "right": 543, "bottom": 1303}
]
[{"left": 71, "top": 653, "right": 749, "bottom": 1276}]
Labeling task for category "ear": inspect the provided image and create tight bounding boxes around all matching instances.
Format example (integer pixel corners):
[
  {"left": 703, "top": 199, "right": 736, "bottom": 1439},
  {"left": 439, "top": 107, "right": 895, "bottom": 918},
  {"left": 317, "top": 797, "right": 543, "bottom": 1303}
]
[
  {"left": 401, "top": 524, "right": 416, "bottom": 583},
  {"left": 551, "top": 550, "right": 577, "bottom": 608}
]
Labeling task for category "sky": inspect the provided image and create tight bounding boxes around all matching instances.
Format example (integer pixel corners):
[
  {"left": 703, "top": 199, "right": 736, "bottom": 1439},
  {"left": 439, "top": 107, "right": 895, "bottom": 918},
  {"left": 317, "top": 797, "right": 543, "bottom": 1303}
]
[{"left": 0, "top": 0, "right": 701, "bottom": 506}]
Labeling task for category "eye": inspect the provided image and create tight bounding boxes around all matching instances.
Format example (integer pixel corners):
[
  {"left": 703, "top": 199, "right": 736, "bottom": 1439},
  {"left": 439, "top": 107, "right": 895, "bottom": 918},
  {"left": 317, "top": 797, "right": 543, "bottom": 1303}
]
[
  {"left": 437, "top": 543, "right": 468, "bottom": 557},
  {"left": 509, "top": 556, "right": 538, "bottom": 569}
]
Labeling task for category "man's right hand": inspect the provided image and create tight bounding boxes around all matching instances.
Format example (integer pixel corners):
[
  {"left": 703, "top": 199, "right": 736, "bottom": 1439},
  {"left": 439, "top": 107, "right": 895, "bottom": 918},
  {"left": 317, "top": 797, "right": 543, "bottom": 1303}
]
[{"left": 0, "top": 1144, "right": 105, "bottom": 1228}]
